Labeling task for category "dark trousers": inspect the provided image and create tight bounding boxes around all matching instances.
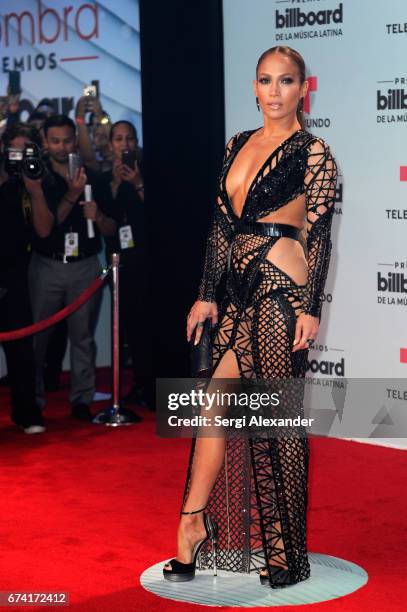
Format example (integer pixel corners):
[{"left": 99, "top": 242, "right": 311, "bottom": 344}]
[
  {"left": 118, "top": 248, "right": 152, "bottom": 391},
  {"left": 28, "top": 253, "right": 102, "bottom": 408},
  {"left": 44, "top": 320, "right": 68, "bottom": 387},
  {"left": 0, "top": 272, "right": 42, "bottom": 426}
]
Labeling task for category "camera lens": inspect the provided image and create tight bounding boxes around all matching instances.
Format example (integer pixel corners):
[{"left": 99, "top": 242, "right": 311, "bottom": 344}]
[
  {"left": 22, "top": 158, "right": 43, "bottom": 180},
  {"left": 25, "top": 160, "right": 41, "bottom": 178}
]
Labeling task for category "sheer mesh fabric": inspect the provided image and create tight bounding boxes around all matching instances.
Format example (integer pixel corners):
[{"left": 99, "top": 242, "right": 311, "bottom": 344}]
[{"left": 185, "top": 129, "right": 337, "bottom": 587}]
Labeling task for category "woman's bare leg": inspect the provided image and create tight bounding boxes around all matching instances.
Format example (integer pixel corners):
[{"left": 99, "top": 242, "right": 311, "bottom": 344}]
[{"left": 165, "top": 350, "right": 239, "bottom": 568}]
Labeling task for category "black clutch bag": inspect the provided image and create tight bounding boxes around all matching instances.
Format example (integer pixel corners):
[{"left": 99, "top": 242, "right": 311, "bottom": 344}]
[{"left": 190, "top": 319, "right": 212, "bottom": 378}]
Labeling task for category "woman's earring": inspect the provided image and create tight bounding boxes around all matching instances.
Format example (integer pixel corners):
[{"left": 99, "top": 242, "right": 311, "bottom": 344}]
[
  {"left": 298, "top": 97, "right": 304, "bottom": 113},
  {"left": 256, "top": 96, "right": 260, "bottom": 112}
]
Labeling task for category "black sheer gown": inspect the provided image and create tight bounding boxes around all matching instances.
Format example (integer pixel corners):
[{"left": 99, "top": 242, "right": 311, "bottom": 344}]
[{"left": 183, "top": 128, "right": 337, "bottom": 587}]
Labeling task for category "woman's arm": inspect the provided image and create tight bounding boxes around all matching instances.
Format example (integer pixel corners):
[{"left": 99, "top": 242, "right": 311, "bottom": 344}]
[
  {"left": 75, "top": 97, "right": 99, "bottom": 172},
  {"left": 292, "top": 138, "right": 337, "bottom": 352},
  {"left": 197, "top": 200, "right": 235, "bottom": 303},
  {"left": 187, "top": 136, "right": 238, "bottom": 343},
  {"left": 304, "top": 138, "right": 337, "bottom": 319}
]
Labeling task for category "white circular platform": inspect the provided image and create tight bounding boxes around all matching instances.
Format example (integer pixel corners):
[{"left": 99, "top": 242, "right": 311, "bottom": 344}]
[{"left": 140, "top": 553, "right": 368, "bottom": 607}]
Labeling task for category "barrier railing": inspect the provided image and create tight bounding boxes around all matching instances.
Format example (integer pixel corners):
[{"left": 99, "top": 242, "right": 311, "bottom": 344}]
[
  {"left": 0, "top": 272, "right": 108, "bottom": 342},
  {"left": 93, "top": 253, "right": 138, "bottom": 426},
  {"left": 0, "top": 253, "right": 138, "bottom": 427}
]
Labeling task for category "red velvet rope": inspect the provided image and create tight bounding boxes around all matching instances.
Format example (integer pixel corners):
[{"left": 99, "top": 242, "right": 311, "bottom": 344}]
[{"left": 0, "top": 271, "right": 108, "bottom": 342}]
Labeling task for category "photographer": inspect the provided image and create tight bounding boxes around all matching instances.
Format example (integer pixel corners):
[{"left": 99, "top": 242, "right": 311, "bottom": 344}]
[
  {"left": 0, "top": 123, "right": 54, "bottom": 434},
  {"left": 103, "top": 121, "right": 152, "bottom": 408},
  {"left": 0, "top": 96, "right": 21, "bottom": 186},
  {"left": 29, "top": 115, "right": 116, "bottom": 421}
]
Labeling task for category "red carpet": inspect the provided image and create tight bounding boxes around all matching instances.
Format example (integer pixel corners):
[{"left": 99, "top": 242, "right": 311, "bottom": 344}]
[{"left": 0, "top": 371, "right": 406, "bottom": 611}]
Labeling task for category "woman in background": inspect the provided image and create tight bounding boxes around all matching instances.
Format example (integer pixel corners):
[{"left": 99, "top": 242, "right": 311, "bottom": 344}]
[{"left": 103, "top": 121, "right": 152, "bottom": 409}]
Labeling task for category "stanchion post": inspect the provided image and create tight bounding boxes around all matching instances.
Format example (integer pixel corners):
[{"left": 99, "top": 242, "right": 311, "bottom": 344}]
[
  {"left": 93, "top": 252, "right": 139, "bottom": 426},
  {"left": 111, "top": 252, "right": 120, "bottom": 414}
]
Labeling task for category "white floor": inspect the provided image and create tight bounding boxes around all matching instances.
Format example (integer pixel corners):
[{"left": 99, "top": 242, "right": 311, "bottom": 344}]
[{"left": 140, "top": 552, "right": 368, "bottom": 607}]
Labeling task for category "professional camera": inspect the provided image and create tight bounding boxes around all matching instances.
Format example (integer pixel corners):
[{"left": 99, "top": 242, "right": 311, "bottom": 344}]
[{"left": 4, "top": 143, "right": 45, "bottom": 180}]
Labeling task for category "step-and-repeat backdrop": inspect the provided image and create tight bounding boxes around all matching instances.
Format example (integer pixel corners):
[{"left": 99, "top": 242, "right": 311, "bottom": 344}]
[
  {"left": 223, "top": 0, "right": 407, "bottom": 445},
  {"left": 0, "top": 0, "right": 141, "bottom": 136},
  {"left": 0, "top": 0, "right": 142, "bottom": 367}
]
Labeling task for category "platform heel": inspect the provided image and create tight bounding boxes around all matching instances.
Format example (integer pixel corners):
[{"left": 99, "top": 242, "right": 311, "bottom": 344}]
[
  {"left": 204, "top": 514, "right": 219, "bottom": 577},
  {"left": 163, "top": 507, "right": 219, "bottom": 582},
  {"left": 212, "top": 537, "right": 218, "bottom": 577}
]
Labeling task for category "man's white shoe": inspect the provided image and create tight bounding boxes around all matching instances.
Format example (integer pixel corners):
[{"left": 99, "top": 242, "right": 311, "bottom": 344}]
[{"left": 23, "top": 424, "right": 46, "bottom": 434}]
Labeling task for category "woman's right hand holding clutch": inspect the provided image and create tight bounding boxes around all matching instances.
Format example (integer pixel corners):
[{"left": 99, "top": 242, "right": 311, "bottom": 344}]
[{"left": 187, "top": 301, "right": 218, "bottom": 345}]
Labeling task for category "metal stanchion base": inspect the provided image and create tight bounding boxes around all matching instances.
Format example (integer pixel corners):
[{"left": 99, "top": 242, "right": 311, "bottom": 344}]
[{"left": 92, "top": 405, "right": 141, "bottom": 426}]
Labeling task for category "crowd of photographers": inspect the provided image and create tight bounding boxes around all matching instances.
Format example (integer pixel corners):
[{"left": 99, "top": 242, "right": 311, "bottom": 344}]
[{"left": 0, "top": 93, "right": 151, "bottom": 434}]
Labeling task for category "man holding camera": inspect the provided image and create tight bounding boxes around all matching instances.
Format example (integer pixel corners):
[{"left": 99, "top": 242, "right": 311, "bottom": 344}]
[
  {"left": 0, "top": 123, "right": 54, "bottom": 434},
  {"left": 29, "top": 115, "right": 116, "bottom": 421}
]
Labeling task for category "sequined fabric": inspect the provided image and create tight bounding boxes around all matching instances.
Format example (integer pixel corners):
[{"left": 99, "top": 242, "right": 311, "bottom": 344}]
[{"left": 184, "top": 129, "right": 337, "bottom": 587}]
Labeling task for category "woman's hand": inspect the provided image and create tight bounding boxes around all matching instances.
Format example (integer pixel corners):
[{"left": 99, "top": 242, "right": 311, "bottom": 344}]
[
  {"left": 292, "top": 313, "right": 319, "bottom": 352},
  {"left": 121, "top": 160, "right": 143, "bottom": 188},
  {"left": 75, "top": 95, "right": 102, "bottom": 119},
  {"left": 187, "top": 301, "right": 218, "bottom": 344}
]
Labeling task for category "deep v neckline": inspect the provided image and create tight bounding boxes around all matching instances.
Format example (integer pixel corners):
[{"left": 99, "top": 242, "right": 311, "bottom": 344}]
[{"left": 224, "top": 128, "right": 302, "bottom": 220}]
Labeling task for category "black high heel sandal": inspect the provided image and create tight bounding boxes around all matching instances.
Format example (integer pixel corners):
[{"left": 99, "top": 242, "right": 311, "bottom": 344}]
[
  {"left": 163, "top": 506, "right": 219, "bottom": 582},
  {"left": 259, "top": 565, "right": 292, "bottom": 587}
]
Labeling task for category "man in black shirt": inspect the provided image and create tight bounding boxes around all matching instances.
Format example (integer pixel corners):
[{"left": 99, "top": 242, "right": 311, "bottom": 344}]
[
  {"left": 28, "top": 115, "right": 116, "bottom": 420},
  {"left": 0, "top": 123, "right": 54, "bottom": 433}
]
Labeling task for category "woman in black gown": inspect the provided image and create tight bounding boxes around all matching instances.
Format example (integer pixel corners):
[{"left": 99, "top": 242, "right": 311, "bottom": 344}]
[{"left": 163, "top": 46, "right": 337, "bottom": 588}]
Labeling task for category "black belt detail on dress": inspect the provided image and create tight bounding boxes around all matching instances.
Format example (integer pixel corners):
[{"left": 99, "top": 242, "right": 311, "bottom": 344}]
[{"left": 235, "top": 221, "right": 300, "bottom": 241}]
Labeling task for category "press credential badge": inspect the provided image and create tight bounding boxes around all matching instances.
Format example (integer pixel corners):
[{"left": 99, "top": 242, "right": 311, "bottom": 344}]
[
  {"left": 64, "top": 232, "right": 79, "bottom": 257},
  {"left": 119, "top": 225, "right": 134, "bottom": 249}
]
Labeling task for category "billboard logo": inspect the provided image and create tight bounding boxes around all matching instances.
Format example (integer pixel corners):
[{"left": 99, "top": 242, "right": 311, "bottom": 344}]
[
  {"left": 377, "top": 272, "right": 407, "bottom": 293},
  {"left": 377, "top": 89, "right": 407, "bottom": 110},
  {"left": 377, "top": 80, "right": 407, "bottom": 124},
  {"left": 276, "top": 4, "right": 343, "bottom": 29},
  {"left": 306, "top": 357, "right": 345, "bottom": 377},
  {"left": 377, "top": 262, "right": 407, "bottom": 305}
]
